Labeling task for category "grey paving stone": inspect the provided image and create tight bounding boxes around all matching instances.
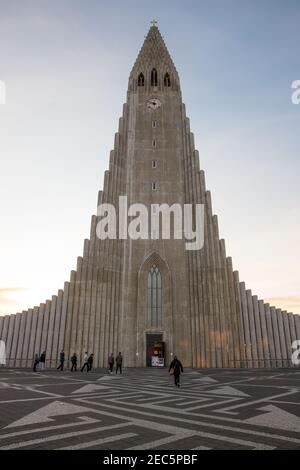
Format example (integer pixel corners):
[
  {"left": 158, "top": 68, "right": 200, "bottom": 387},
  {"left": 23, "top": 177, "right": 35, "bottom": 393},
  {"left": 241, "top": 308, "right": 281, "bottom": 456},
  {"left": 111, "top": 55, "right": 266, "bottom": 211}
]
[{"left": 0, "top": 368, "right": 299, "bottom": 449}]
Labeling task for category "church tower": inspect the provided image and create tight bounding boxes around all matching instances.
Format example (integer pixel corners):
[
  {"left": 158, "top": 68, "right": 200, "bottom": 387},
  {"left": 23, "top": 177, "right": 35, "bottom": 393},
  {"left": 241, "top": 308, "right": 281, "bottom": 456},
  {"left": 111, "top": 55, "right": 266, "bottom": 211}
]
[
  {"left": 1, "top": 23, "right": 299, "bottom": 369},
  {"left": 114, "top": 22, "right": 244, "bottom": 367}
]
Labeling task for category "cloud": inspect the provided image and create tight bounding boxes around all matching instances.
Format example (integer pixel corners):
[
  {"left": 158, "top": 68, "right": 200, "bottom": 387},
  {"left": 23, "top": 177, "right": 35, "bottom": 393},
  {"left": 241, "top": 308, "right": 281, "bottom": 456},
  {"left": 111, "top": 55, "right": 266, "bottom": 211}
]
[
  {"left": 0, "top": 288, "right": 25, "bottom": 294},
  {"left": 264, "top": 296, "right": 300, "bottom": 315},
  {"left": 0, "top": 288, "right": 26, "bottom": 315}
]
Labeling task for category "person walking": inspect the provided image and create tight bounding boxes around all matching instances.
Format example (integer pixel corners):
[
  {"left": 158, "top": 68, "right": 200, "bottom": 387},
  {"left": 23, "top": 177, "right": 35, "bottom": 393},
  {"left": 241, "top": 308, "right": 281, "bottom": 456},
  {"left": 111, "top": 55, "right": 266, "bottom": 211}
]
[
  {"left": 108, "top": 353, "right": 114, "bottom": 374},
  {"left": 169, "top": 356, "right": 183, "bottom": 387},
  {"left": 33, "top": 353, "right": 40, "bottom": 372},
  {"left": 70, "top": 353, "right": 77, "bottom": 372},
  {"left": 39, "top": 351, "right": 46, "bottom": 370},
  {"left": 87, "top": 353, "right": 94, "bottom": 372},
  {"left": 81, "top": 352, "right": 89, "bottom": 372},
  {"left": 116, "top": 352, "right": 123, "bottom": 374},
  {"left": 57, "top": 350, "right": 65, "bottom": 371}
]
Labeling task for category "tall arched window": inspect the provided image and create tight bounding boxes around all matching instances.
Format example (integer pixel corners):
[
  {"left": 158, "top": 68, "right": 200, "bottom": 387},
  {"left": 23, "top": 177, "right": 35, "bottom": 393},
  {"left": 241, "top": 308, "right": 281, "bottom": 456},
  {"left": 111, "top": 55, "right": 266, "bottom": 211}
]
[
  {"left": 164, "top": 72, "right": 171, "bottom": 87},
  {"left": 138, "top": 72, "right": 144, "bottom": 86},
  {"left": 147, "top": 265, "right": 162, "bottom": 327},
  {"left": 151, "top": 68, "right": 158, "bottom": 87}
]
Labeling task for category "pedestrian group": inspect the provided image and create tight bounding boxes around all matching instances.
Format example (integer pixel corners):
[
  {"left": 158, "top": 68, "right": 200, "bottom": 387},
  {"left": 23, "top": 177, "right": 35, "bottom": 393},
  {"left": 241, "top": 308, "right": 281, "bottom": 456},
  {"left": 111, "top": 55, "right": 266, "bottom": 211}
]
[{"left": 32, "top": 349, "right": 184, "bottom": 388}]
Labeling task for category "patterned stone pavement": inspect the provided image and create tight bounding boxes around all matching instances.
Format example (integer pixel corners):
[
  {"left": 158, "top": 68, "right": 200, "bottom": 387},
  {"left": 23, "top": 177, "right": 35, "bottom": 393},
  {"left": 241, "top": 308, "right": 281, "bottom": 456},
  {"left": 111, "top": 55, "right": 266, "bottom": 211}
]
[{"left": 0, "top": 367, "right": 300, "bottom": 450}]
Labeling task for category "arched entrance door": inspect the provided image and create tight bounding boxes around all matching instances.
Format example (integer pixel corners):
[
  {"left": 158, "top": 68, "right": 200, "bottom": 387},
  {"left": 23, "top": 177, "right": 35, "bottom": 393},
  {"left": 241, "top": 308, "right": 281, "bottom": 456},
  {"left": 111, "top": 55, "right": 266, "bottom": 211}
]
[
  {"left": 137, "top": 252, "right": 173, "bottom": 367},
  {"left": 146, "top": 333, "right": 163, "bottom": 367}
]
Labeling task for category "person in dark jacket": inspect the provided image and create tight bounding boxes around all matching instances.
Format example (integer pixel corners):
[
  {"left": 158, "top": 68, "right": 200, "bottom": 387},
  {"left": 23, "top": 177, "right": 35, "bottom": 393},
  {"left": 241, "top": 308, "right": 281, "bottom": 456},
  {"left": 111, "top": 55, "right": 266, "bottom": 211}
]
[
  {"left": 116, "top": 352, "right": 123, "bottom": 374},
  {"left": 39, "top": 351, "right": 46, "bottom": 370},
  {"left": 87, "top": 353, "right": 94, "bottom": 372},
  {"left": 108, "top": 353, "right": 114, "bottom": 374},
  {"left": 70, "top": 353, "right": 77, "bottom": 372},
  {"left": 57, "top": 350, "right": 65, "bottom": 371},
  {"left": 169, "top": 356, "right": 183, "bottom": 387},
  {"left": 33, "top": 353, "right": 40, "bottom": 372}
]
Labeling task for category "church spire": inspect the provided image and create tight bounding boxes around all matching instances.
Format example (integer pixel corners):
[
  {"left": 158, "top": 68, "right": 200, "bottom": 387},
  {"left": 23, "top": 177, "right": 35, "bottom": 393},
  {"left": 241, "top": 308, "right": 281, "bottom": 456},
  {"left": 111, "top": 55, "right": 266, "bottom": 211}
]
[{"left": 129, "top": 21, "right": 180, "bottom": 92}]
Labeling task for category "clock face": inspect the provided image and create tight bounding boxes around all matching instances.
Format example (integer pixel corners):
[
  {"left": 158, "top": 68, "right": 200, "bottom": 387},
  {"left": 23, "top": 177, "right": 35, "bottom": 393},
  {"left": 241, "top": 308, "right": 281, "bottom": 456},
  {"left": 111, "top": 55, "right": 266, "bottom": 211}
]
[{"left": 147, "top": 98, "right": 162, "bottom": 110}]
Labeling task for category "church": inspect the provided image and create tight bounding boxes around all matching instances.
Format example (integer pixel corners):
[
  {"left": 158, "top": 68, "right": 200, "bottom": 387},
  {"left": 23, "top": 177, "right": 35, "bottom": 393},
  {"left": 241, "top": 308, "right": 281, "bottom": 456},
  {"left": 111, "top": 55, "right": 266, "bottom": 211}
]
[{"left": 0, "top": 23, "right": 299, "bottom": 369}]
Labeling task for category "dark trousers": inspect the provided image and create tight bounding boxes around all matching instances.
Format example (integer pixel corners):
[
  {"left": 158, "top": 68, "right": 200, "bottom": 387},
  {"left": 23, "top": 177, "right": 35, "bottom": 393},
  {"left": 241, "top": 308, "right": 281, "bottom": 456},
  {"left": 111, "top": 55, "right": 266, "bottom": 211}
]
[
  {"left": 81, "top": 362, "right": 89, "bottom": 372},
  {"left": 33, "top": 361, "right": 39, "bottom": 372},
  {"left": 71, "top": 363, "right": 77, "bottom": 372},
  {"left": 174, "top": 373, "right": 180, "bottom": 386},
  {"left": 57, "top": 361, "right": 64, "bottom": 371},
  {"left": 116, "top": 364, "right": 122, "bottom": 374},
  {"left": 109, "top": 363, "right": 113, "bottom": 373}
]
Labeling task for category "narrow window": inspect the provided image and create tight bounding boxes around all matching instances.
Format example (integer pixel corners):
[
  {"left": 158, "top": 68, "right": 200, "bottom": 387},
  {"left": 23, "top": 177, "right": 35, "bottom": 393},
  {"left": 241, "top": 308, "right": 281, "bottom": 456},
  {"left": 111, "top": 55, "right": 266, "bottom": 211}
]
[
  {"left": 152, "top": 120, "right": 156, "bottom": 128},
  {"left": 152, "top": 182, "right": 158, "bottom": 190},
  {"left": 164, "top": 73, "right": 171, "bottom": 87},
  {"left": 152, "top": 139, "right": 156, "bottom": 147},
  {"left": 151, "top": 68, "right": 158, "bottom": 87},
  {"left": 147, "top": 265, "right": 162, "bottom": 327},
  {"left": 138, "top": 73, "right": 144, "bottom": 86},
  {"left": 152, "top": 160, "right": 157, "bottom": 168}
]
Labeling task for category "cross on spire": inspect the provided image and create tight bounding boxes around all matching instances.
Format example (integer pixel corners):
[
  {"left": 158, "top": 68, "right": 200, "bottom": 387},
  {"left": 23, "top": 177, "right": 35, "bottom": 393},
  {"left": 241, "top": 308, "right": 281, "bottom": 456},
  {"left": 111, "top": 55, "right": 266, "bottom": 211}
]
[{"left": 151, "top": 19, "right": 158, "bottom": 27}]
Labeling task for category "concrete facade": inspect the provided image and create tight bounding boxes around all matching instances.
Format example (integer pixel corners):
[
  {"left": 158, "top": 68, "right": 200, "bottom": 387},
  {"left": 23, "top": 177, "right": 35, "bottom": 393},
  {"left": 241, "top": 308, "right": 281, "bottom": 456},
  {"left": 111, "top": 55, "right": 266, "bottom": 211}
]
[{"left": 0, "top": 24, "right": 299, "bottom": 368}]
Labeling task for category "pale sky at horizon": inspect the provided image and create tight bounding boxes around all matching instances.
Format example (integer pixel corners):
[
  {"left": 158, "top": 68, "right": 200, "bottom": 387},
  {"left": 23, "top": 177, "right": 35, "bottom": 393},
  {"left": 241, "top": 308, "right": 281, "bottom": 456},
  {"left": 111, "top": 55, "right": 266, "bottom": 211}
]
[{"left": 0, "top": 0, "right": 299, "bottom": 316}]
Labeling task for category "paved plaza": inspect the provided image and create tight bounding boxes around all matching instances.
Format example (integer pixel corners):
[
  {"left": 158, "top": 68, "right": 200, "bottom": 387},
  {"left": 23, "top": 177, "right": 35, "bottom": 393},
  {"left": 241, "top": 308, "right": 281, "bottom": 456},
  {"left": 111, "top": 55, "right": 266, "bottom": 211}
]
[{"left": 0, "top": 367, "right": 300, "bottom": 450}]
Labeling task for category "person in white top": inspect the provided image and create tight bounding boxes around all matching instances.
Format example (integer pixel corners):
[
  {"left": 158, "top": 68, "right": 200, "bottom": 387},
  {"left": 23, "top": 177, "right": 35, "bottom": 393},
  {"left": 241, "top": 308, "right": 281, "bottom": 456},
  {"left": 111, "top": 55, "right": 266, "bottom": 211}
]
[{"left": 81, "top": 352, "right": 89, "bottom": 372}]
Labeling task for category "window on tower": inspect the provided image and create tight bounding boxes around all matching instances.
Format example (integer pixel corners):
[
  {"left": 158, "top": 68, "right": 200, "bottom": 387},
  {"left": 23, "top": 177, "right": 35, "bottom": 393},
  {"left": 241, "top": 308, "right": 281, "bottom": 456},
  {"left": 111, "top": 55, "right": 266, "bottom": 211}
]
[
  {"left": 147, "top": 265, "right": 162, "bottom": 327},
  {"left": 152, "top": 182, "right": 158, "bottom": 190},
  {"left": 152, "top": 160, "right": 157, "bottom": 168},
  {"left": 164, "top": 73, "right": 171, "bottom": 87},
  {"left": 151, "top": 68, "right": 158, "bottom": 87},
  {"left": 138, "top": 73, "right": 144, "bottom": 86}
]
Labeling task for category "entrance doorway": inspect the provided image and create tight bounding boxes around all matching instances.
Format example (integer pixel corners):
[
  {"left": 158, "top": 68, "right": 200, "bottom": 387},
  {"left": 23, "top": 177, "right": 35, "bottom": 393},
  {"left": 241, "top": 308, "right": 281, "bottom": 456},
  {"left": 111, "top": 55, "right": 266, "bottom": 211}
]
[{"left": 146, "top": 333, "right": 164, "bottom": 367}]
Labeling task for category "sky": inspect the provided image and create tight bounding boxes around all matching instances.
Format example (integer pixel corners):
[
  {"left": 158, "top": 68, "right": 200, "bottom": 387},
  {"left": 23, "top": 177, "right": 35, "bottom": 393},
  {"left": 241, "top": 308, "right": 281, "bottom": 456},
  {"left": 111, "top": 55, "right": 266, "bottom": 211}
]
[{"left": 0, "top": 0, "right": 299, "bottom": 316}]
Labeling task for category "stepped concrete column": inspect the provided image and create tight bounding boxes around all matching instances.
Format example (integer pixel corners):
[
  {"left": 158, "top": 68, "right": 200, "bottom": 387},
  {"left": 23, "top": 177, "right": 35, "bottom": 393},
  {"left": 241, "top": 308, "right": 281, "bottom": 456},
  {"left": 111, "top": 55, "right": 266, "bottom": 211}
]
[
  {"left": 15, "top": 312, "right": 27, "bottom": 368},
  {"left": 264, "top": 303, "right": 276, "bottom": 367},
  {"left": 40, "top": 300, "right": 51, "bottom": 356},
  {"left": 233, "top": 271, "right": 246, "bottom": 368},
  {"left": 52, "top": 290, "right": 63, "bottom": 365},
  {"left": 27, "top": 307, "right": 39, "bottom": 368},
  {"left": 46, "top": 296, "right": 57, "bottom": 368},
  {"left": 276, "top": 310, "right": 288, "bottom": 367},
  {"left": 58, "top": 282, "right": 70, "bottom": 362},
  {"left": 22, "top": 310, "right": 33, "bottom": 367},
  {"left": 227, "top": 258, "right": 241, "bottom": 368},
  {"left": 35, "top": 304, "right": 45, "bottom": 357},
  {"left": 246, "top": 290, "right": 258, "bottom": 368},
  {"left": 1, "top": 316, "right": 9, "bottom": 346},
  {"left": 63, "top": 272, "right": 76, "bottom": 359},
  {"left": 288, "top": 313, "right": 297, "bottom": 367},
  {"left": 239, "top": 283, "right": 252, "bottom": 367},
  {"left": 258, "top": 300, "right": 271, "bottom": 367},
  {"left": 69, "top": 257, "right": 83, "bottom": 362},
  {"left": 252, "top": 295, "right": 264, "bottom": 368},
  {"left": 293, "top": 315, "right": 300, "bottom": 366},
  {"left": 76, "top": 240, "right": 89, "bottom": 358},
  {"left": 286, "top": 312, "right": 297, "bottom": 366},
  {"left": 270, "top": 306, "right": 282, "bottom": 367},
  {"left": 0, "top": 316, "right": 4, "bottom": 338},
  {"left": 10, "top": 313, "right": 21, "bottom": 367},
  {"left": 294, "top": 314, "right": 300, "bottom": 341},
  {"left": 6, "top": 315, "right": 15, "bottom": 367}
]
